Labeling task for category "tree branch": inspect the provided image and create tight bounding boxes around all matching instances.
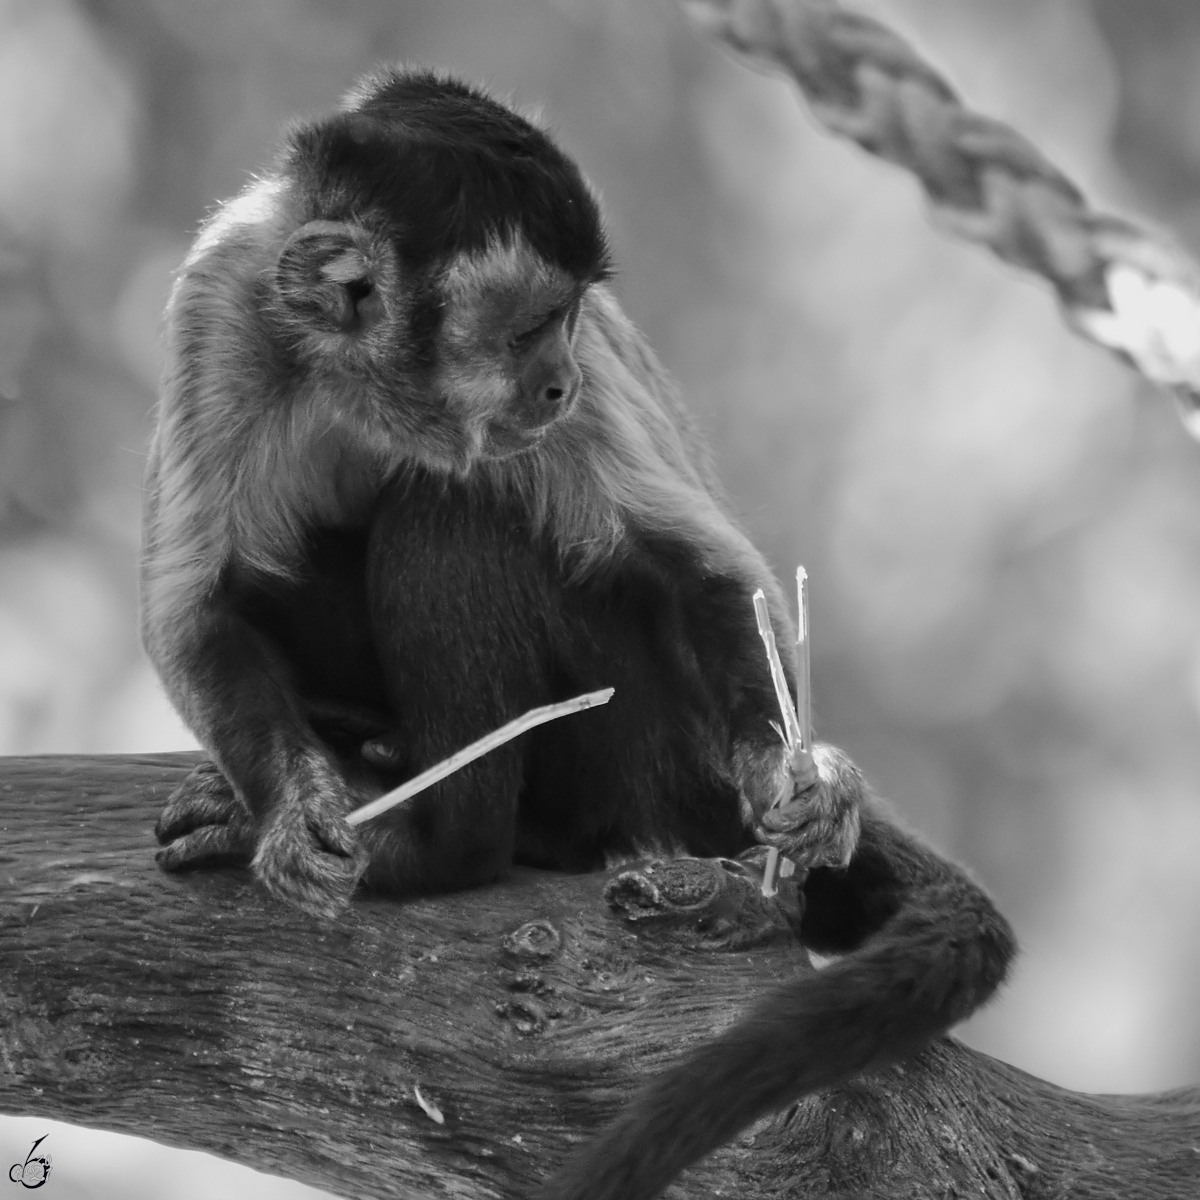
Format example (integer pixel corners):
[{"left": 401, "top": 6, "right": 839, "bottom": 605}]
[{"left": 1, "top": 755, "right": 1196, "bottom": 1198}]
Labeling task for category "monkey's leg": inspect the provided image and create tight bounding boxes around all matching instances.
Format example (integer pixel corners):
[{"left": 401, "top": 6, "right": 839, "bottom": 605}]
[
  {"left": 355, "top": 746, "right": 525, "bottom": 895},
  {"left": 540, "top": 800, "right": 1016, "bottom": 1200},
  {"left": 352, "top": 612, "right": 531, "bottom": 892},
  {"left": 353, "top": 619, "right": 533, "bottom": 894}
]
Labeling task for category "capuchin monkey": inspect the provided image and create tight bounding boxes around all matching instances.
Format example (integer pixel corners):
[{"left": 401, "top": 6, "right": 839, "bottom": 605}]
[{"left": 142, "top": 70, "right": 1015, "bottom": 1200}]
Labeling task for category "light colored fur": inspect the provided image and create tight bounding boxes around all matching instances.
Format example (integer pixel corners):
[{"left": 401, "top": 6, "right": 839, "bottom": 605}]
[
  {"left": 433, "top": 240, "right": 578, "bottom": 461},
  {"left": 142, "top": 199, "right": 794, "bottom": 791},
  {"left": 141, "top": 183, "right": 395, "bottom": 729},
  {"left": 435, "top": 239, "right": 794, "bottom": 622}
]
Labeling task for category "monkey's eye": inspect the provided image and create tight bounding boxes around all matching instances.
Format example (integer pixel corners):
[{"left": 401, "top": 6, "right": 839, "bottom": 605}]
[
  {"left": 507, "top": 318, "right": 550, "bottom": 354},
  {"left": 508, "top": 301, "right": 576, "bottom": 353}
]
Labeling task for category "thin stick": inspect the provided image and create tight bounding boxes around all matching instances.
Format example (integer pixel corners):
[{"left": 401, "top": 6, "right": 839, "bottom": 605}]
[
  {"left": 346, "top": 688, "right": 615, "bottom": 826},
  {"left": 761, "top": 845, "right": 781, "bottom": 898},
  {"left": 752, "top": 590, "right": 803, "bottom": 751},
  {"left": 796, "top": 566, "right": 811, "bottom": 751},
  {"left": 753, "top": 579, "right": 817, "bottom": 813}
]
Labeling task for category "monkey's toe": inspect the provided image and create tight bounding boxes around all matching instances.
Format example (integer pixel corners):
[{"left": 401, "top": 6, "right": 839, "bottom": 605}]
[
  {"left": 155, "top": 822, "right": 257, "bottom": 871},
  {"left": 155, "top": 760, "right": 247, "bottom": 844}
]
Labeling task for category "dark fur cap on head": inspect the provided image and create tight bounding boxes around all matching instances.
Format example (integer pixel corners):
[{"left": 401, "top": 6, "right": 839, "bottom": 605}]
[{"left": 283, "top": 69, "right": 610, "bottom": 280}]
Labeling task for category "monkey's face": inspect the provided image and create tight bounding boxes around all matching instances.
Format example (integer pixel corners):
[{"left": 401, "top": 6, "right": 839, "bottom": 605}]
[
  {"left": 270, "top": 221, "right": 588, "bottom": 472},
  {"left": 432, "top": 238, "right": 586, "bottom": 463},
  {"left": 260, "top": 79, "right": 610, "bottom": 475}
]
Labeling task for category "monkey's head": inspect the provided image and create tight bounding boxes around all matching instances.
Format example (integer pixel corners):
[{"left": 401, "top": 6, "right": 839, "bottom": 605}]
[{"left": 266, "top": 70, "right": 611, "bottom": 472}]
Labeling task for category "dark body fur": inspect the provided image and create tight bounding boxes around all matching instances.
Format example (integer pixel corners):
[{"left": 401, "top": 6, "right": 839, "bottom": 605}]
[
  {"left": 376, "top": 469, "right": 770, "bottom": 877},
  {"left": 544, "top": 801, "right": 1014, "bottom": 1200},
  {"left": 142, "top": 69, "right": 1016, "bottom": 1200},
  {"left": 229, "top": 469, "right": 768, "bottom": 888}
]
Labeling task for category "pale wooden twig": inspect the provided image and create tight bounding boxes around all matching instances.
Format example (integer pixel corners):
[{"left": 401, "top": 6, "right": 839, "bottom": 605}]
[
  {"left": 762, "top": 845, "right": 781, "bottom": 898},
  {"left": 751, "top": 587, "right": 815, "bottom": 781},
  {"left": 752, "top": 590, "right": 803, "bottom": 751},
  {"left": 753, "top": 577, "right": 816, "bottom": 896},
  {"left": 345, "top": 688, "right": 615, "bottom": 827},
  {"left": 795, "top": 566, "right": 812, "bottom": 751}
]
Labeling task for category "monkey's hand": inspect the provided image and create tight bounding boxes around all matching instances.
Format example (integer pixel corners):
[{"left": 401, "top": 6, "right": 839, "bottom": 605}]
[
  {"left": 155, "top": 760, "right": 257, "bottom": 870},
  {"left": 755, "top": 742, "right": 863, "bottom": 870},
  {"left": 252, "top": 760, "right": 367, "bottom": 919}
]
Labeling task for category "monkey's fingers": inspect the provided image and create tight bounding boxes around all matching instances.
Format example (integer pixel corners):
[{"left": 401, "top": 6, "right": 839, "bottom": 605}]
[
  {"left": 756, "top": 809, "right": 859, "bottom": 870},
  {"left": 154, "top": 760, "right": 246, "bottom": 844},
  {"left": 252, "top": 799, "right": 365, "bottom": 919},
  {"left": 155, "top": 822, "right": 257, "bottom": 872},
  {"left": 756, "top": 742, "right": 863, "bottom": 869}
]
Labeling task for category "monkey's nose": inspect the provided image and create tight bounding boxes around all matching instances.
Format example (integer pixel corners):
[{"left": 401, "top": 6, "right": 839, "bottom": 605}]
[
  {"left": 544, "top": 384, "right": 565, "bottom": 403},
  {"left": 526, "top": 359, "right": 582, "bottom": 424}
]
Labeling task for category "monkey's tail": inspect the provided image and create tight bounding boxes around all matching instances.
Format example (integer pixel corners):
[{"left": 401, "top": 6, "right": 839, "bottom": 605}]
[{"left": 541, "top": 850, "right": 1015, "bottom": 1200}]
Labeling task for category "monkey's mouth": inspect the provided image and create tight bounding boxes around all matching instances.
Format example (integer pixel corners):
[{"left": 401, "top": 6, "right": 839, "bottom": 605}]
[{"left": 482, "top": 421, "right": 550, "bottom": 458}]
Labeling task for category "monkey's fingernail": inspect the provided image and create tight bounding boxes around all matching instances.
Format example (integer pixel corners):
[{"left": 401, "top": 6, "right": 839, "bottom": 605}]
[{"left": 363, "top": 740, "right": 400, "bottom": 763}]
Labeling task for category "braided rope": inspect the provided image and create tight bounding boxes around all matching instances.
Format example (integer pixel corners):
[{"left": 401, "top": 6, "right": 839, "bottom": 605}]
[{"left": 683, "top": 0, "right": 1200, "bottom": 438}]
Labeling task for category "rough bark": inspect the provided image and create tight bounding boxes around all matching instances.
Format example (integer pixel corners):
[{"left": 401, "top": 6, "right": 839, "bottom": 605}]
[{"left": 0, "top": 753, "right": 1196, "bottom": 1199}]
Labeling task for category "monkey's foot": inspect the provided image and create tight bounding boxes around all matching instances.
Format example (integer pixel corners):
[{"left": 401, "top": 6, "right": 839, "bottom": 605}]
[
  {"left": 252, "top": 783, "right": 365, "bottom": 919},
  {"left": 756, "top": 742, "right": 863, "bottom": 869},
  {"left": 154, "top": 760, "right": 257, "bottom": 870}
]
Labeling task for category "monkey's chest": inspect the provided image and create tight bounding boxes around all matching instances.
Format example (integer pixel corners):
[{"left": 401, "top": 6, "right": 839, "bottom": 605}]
[{"left": 364, "top": 470, "right": 750, "bottom": 864}]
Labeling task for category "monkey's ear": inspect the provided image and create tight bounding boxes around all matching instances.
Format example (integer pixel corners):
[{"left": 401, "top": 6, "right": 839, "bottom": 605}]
[{"left": 273, "top": 220, "right": 393, "bottom": 334}]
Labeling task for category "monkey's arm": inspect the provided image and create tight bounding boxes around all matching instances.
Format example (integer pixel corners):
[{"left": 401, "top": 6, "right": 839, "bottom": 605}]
[
  {"left": 541, "top": 796, "right": 1016, "bottom": 1200},
  {"left": 141, "top": 457, "right": 366, "bottom": 916},
  {"left": 146, "top": 595, "right": 366, "bottom": 915},
  {"left": 656, "top": 537, "right": 860, "bottom": 868},
  {"left": 142, "top": 222, "right": 392, "bottom": 915},
  {"left": 578, "top": 297, "right": 859, "bottom": 866}
]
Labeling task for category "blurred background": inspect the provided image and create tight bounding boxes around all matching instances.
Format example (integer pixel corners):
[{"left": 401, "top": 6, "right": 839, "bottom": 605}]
[{"left": 2, "top": 0, "right": 1200, "bottom": 1195}]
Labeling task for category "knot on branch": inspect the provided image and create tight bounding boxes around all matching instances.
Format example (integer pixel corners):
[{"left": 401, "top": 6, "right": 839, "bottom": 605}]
[
  {"left": 504, "top": 918, "right": 563, "bottom": 962},
  {"left": 605, "top": 856, "right": 802, "bottom": 950}
]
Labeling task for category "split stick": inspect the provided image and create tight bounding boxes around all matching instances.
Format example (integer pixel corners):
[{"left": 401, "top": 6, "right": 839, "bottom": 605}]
[
  {"left": 346, "top": 688, "right": 615, "bottom": 827},
  {"left": 751, "top": 586, "right": 814, "bottom": 780},
  {"left": 752, "top": 590, "right": 803, "bottom": 751},
  {"left": 753, "top": 574, "right": 815, "bottom": 896},
  {"left": 761, "top": 845, "right": 781, "bottom": 899},
  {"left": 795, "top": 566, "right": 812, "bottom": 751}
]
